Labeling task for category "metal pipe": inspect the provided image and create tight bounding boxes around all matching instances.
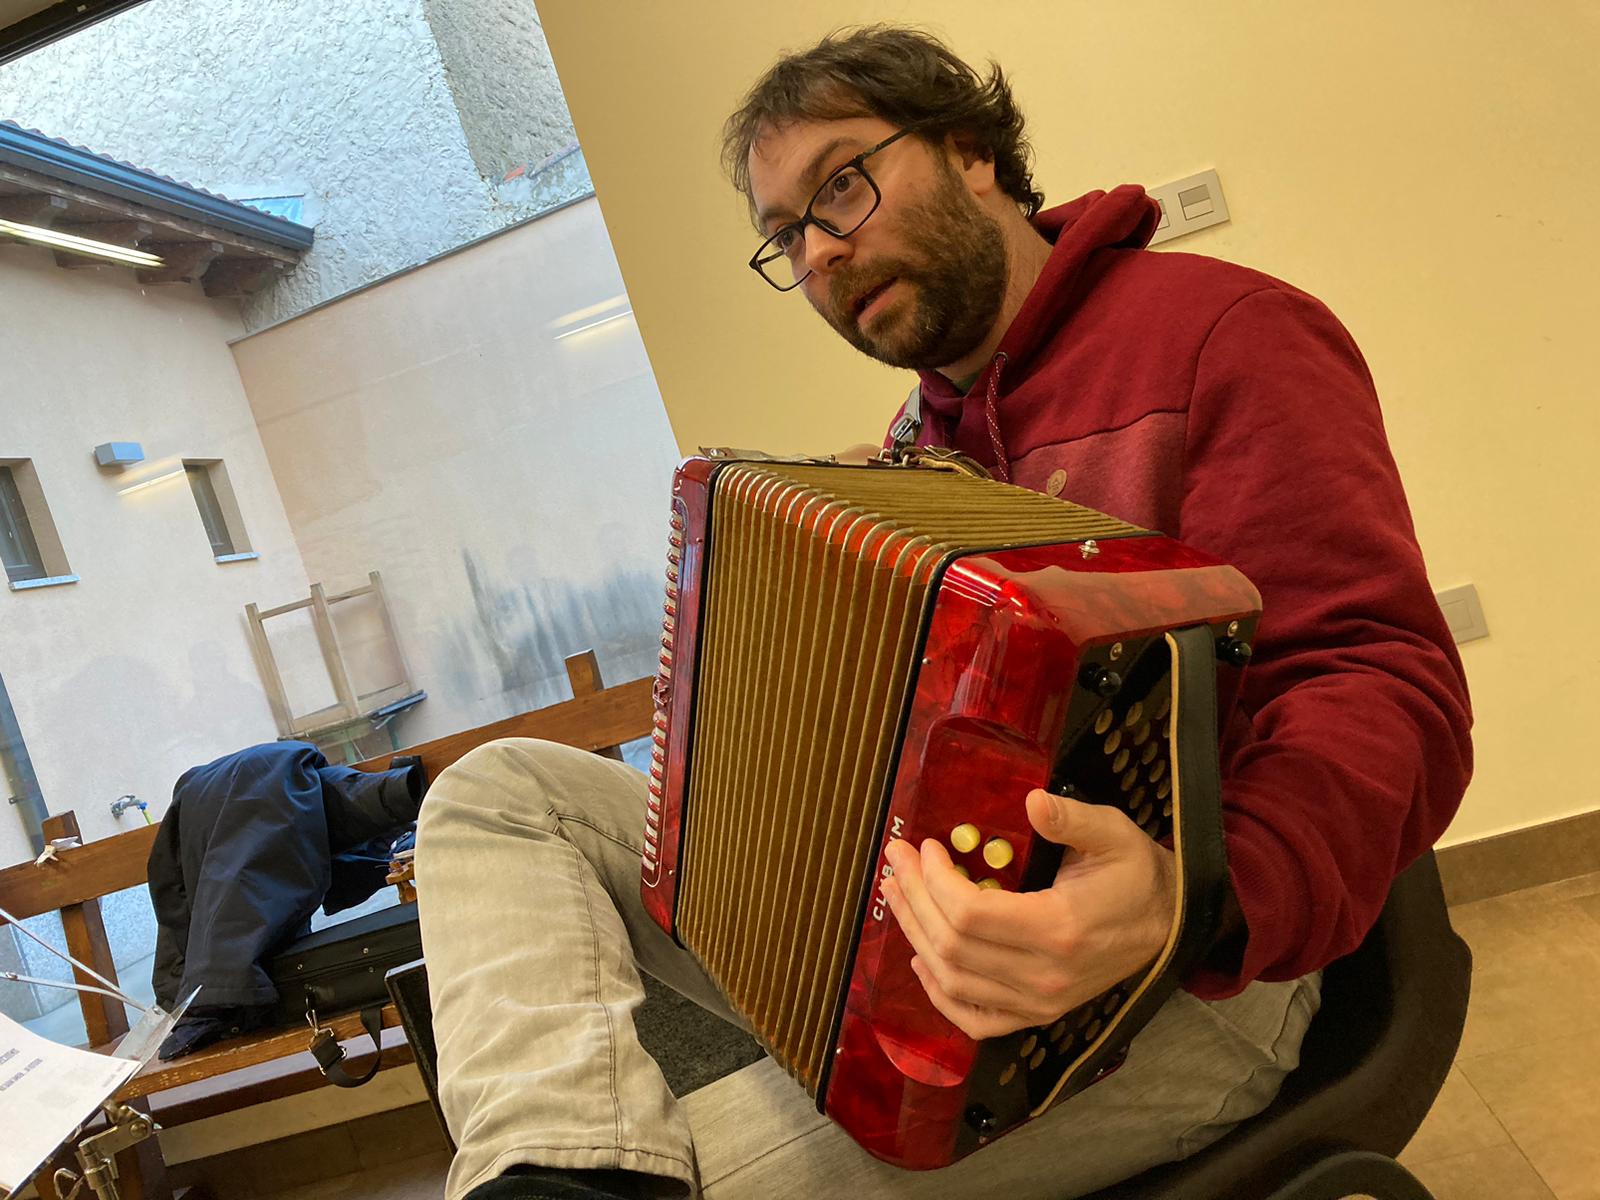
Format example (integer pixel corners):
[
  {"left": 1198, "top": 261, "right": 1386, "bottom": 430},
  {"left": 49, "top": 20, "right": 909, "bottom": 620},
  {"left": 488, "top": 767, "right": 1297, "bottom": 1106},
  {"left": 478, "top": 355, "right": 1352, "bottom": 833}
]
[{"left": 0, "top": 670, "right": 48, "bottom": 855}]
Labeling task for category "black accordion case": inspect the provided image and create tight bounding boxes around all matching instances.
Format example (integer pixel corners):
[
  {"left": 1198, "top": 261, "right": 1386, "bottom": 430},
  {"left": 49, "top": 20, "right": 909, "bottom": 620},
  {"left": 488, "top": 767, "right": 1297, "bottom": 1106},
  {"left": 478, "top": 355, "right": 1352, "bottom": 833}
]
[{"left": 266, "top": 901, "right": 421, "bottom": 1027}]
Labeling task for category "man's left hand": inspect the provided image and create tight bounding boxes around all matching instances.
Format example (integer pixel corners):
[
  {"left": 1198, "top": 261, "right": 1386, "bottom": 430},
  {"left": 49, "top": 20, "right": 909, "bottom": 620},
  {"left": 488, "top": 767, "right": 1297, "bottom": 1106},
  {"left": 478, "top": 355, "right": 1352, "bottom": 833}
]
[{"left": 881, "top": 788, "right": 1177, "bottom": 1039}]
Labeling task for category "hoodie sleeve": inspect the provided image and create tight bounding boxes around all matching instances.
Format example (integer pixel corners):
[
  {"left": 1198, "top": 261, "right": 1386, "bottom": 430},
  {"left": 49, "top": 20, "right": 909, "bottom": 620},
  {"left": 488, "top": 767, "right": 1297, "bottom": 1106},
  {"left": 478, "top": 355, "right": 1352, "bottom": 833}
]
[{"left": 1176, "top": 286, "right": 1473, "bottom": 998}]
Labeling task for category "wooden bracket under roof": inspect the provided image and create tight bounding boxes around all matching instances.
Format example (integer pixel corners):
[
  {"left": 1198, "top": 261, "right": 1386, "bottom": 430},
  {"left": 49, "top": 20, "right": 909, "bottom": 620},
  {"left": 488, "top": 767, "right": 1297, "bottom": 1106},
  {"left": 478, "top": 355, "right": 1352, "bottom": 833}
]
[{"left": 0, "top": 144, "right": 310, "bottom": 297}]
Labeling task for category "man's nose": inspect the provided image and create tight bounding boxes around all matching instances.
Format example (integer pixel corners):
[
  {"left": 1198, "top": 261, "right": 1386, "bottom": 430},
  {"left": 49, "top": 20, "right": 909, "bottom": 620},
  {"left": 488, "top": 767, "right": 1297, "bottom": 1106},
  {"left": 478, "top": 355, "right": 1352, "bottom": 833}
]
[{"left": 802, "top": 221, "right": 853, "bottom": 276}]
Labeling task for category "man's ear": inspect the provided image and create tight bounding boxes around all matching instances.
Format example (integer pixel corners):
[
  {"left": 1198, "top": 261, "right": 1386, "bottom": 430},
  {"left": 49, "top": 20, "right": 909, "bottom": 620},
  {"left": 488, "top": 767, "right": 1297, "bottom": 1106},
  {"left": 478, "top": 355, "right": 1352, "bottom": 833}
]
[{"left": 947, "top": 133, "right": 997, "bottom": 196}]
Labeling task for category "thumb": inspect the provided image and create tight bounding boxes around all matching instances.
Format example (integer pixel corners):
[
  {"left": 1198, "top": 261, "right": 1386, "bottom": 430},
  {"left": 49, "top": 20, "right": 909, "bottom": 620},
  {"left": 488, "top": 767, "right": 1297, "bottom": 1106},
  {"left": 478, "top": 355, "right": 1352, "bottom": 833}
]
[{"left": 1026, "top": 789, "right": 1128, "bottom": 856}]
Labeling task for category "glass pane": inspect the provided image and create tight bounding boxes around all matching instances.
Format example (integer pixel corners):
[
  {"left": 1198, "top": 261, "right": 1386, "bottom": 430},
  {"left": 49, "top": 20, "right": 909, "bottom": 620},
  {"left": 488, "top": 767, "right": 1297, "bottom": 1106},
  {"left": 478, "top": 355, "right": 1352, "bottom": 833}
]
[{"left": 1, "top": 0, "right": 678, "bottom": 1077}]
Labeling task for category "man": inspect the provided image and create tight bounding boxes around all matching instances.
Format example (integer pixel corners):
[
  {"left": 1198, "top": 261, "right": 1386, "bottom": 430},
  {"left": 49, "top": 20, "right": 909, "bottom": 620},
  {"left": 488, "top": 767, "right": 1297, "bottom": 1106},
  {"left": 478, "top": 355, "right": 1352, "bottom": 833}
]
[{"left": 418, "top": 26, "right": 1472, "bottom": 1200}]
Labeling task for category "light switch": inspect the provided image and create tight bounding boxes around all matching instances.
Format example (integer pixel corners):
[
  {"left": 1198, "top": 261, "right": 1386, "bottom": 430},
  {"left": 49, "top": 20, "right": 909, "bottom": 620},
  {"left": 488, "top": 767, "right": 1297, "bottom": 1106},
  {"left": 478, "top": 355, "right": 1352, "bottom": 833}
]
[
  {"left": 1435, "top": 584, "right": 1489, "bottom": 645},
  {"left": 1147, "top": 170, "right": 1229, "bottom": 245},
  {"left": 1178, "top": 184, "right": 1214, "bottom": 219}
]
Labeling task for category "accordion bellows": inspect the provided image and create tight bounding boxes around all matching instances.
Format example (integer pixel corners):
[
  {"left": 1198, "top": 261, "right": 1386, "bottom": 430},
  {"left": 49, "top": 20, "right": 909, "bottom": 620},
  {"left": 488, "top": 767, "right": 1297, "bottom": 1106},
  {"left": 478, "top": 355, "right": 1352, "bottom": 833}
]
[
  {"left": 643, "top": 456, "right": 1259, "bottom": 1168},
  {"left": 679, "top": 463, "right": 1143, "bottom": 1088}
]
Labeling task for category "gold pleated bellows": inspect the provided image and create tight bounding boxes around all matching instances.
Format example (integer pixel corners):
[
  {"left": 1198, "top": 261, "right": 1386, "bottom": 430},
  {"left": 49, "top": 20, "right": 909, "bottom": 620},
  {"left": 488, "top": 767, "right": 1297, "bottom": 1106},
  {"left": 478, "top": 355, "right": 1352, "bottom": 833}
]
[{"left": 675, "top": 463, "right": 1144, "bottom": 1093}]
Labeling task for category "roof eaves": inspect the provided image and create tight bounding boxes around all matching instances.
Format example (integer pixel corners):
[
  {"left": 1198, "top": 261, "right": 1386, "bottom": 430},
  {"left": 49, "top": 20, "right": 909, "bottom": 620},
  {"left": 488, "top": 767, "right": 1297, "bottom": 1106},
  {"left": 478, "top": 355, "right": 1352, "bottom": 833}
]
[{"left": 0, "top": 120, "right": 313, "bottom": 252}]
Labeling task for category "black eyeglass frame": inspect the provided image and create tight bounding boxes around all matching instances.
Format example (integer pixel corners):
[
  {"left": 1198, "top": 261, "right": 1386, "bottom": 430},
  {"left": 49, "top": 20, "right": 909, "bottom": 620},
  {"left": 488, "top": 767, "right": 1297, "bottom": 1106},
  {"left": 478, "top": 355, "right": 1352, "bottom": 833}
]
[{"left": 747, "top": 125, "right": 923, "bottom": 292}]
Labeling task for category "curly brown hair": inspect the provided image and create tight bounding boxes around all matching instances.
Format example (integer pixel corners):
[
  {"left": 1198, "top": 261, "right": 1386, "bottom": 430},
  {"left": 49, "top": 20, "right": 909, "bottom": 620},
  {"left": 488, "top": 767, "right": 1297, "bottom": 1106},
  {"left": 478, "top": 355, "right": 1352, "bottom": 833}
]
[{"left": 722, "top": 25, "right": 1044, "bottom": 225}]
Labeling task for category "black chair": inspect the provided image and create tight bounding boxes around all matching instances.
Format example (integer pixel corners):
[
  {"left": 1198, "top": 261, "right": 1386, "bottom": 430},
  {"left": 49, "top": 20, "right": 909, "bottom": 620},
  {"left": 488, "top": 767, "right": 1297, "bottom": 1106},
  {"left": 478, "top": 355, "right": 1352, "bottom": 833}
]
[
  {"left": 1087, "top": 851, "right": 1469, "bottom": 1199},
  {"left": 387, "top": 851, "right": 1469, "bottom": 1200}
]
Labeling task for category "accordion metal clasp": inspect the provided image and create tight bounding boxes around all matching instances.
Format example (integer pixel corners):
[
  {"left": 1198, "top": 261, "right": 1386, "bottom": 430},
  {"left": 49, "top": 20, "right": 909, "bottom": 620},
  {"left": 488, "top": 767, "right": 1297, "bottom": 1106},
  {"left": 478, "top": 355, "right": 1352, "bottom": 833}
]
[{"left": 887, "top": 445, "right": 993, "bottom": 479}]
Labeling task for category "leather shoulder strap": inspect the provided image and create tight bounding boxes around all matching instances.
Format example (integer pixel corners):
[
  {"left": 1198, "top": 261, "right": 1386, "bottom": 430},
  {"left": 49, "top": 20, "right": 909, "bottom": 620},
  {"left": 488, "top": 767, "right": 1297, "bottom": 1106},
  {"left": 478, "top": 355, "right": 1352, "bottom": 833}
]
[{"left": 310, "top": 1005, "right": 386, "bottom": 1088}]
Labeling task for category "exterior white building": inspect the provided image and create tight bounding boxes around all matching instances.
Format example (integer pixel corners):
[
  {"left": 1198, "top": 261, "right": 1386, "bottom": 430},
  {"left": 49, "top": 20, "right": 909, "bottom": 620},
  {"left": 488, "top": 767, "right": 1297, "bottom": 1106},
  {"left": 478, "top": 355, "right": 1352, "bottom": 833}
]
[
  {"left": 1, "top": 122, "right": 319, "bottom": 1019},
  {"left": 0, "top": 2, "right": 680, "bottom": 1065}
]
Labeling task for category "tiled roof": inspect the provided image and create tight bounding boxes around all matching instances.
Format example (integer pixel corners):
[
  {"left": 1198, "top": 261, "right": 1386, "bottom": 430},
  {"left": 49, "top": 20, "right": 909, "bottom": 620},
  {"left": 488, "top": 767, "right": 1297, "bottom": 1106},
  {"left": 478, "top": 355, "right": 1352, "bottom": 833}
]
[
  {"left": 0, "top": 117, "right": 297, "bottom": 225},
  {"left": 0, "top": 117, "right": 312, "bottom": 250}
]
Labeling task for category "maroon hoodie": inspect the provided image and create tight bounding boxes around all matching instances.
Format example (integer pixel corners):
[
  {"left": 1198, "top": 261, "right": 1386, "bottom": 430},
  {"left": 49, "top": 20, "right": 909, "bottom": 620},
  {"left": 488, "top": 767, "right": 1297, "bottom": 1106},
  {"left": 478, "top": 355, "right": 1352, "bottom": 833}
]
[{"left": 890, "top": 185, "right": 1473, "bottom": 998}]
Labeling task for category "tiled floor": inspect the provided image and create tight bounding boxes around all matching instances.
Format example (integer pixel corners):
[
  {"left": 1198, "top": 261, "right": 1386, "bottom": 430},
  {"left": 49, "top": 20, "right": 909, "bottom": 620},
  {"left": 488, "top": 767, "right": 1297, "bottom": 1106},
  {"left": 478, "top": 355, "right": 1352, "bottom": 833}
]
[
  {"left": 1398, "top": 870, "right": 1600, "bottom": 1200},
  {"left": 257, "top": 871, "right": 1600, "bottom": 1200}
]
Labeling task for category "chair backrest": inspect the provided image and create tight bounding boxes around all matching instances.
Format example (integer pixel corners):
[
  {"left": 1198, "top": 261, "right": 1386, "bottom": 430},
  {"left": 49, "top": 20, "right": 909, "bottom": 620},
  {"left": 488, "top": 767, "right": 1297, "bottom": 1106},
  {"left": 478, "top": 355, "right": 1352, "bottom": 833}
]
[
  {"left": 1091, "top": 850, "right": 1473, "bottom": 1199},
  {"left": 1280, "top": 849, "right": 1472, "bottom": 1153}
]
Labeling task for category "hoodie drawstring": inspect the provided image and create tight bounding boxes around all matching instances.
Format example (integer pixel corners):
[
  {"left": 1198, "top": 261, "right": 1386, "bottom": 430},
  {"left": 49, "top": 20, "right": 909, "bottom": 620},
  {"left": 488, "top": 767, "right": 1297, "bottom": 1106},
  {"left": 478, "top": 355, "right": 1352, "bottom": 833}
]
[{"left": 983, "top": 352, "right": 1012, "bottom": 483}]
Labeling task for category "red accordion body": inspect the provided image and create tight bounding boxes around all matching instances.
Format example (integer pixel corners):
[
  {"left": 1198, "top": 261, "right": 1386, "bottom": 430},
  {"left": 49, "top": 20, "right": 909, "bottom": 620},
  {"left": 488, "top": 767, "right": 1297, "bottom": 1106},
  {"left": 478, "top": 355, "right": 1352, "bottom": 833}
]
[{"left": 641, "top": 456, "right": 1258, "bottom": 1168}]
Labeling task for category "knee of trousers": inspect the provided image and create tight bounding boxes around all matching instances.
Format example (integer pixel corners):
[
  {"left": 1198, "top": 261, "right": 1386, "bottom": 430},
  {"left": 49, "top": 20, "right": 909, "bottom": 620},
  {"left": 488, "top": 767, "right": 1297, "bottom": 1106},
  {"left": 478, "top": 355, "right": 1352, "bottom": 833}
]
[{"left": 416, "top": 737, "right": 588, "bottom": 841}]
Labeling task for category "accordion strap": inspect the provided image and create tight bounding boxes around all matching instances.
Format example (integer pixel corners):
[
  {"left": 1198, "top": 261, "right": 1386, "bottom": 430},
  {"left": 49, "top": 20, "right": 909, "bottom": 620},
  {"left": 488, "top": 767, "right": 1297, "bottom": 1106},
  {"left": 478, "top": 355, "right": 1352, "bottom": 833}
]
[
  {"left": 1038, "top": 623, "right": 1233, "bottom": 1112},
  {"left": 887, "top": 385, "right": 923, "bottom": 454}
]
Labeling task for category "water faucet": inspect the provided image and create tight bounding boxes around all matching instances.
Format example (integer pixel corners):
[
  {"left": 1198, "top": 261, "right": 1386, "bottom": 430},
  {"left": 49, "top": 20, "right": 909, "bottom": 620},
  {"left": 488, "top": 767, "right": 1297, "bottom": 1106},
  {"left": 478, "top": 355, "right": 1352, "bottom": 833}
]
[{"left": 110, "top": 794, "right": 147, "bottom": 819}]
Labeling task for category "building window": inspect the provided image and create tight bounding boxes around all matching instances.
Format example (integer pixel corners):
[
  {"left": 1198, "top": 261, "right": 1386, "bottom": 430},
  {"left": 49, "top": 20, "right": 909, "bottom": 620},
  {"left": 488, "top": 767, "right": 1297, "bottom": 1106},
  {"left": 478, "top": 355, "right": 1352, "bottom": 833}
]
[
  {"left": 0, "top": 460, "right": 72, "bottom": 588},
  {"left": 183, "top": 460, "right": 253, "bottom": 560},
  {"left": 0, "top": 465, "right": 46, "bottom": 583},
  {"left": 186, "top": 463, "right": 233, "bottom": 556}
]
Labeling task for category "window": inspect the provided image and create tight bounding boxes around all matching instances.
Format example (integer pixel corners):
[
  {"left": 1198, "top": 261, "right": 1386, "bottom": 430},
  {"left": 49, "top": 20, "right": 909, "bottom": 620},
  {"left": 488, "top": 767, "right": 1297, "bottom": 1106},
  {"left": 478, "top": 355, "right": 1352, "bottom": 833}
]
[
  {"left": 0, "top": 459, "right": 72, "bottom": 588},
  {"left": 183, "top": 459, "right": 253, "bottom": 560},
  {"left": 0, "top": 464, "right": 46, "bottom": 583},
  {"left": 185, "top": 462, "right": 233, "bottom": 556}
]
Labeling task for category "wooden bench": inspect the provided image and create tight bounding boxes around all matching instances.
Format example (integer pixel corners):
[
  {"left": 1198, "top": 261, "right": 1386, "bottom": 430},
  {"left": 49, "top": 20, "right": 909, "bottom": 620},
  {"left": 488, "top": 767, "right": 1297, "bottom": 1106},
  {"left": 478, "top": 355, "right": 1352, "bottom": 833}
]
[{"left": 0, "top": 651, "right": 653, "bottom": 1200}]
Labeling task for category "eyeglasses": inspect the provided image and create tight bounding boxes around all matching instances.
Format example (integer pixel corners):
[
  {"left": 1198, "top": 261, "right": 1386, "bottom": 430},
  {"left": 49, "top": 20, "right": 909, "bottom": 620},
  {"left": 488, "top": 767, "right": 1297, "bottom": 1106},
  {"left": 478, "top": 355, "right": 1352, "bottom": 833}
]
[{"left": 748, "top": 127, "right": 920, "bottom": 292}]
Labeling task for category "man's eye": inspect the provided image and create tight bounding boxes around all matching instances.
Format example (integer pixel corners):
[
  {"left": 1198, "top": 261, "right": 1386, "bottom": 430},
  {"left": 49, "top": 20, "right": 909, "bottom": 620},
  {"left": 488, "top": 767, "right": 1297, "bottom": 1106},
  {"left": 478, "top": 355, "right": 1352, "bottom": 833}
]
[
  {"left": 828, "top": 169, "right": 863, "bottom": 197},
  {"left": 773, "top": 227, "right": 802, "bottom": 254}
]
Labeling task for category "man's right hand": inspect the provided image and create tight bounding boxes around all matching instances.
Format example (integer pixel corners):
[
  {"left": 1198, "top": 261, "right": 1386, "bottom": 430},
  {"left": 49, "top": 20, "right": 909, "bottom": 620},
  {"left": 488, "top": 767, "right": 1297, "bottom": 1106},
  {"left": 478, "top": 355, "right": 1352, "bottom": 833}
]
[{"left": 835, "top": 443, "right": 883, "bottom": 464}]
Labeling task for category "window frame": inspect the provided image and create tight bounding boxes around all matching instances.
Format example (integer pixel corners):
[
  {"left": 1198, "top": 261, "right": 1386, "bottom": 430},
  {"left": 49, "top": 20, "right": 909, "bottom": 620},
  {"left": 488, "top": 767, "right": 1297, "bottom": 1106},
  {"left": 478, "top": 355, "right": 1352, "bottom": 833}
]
[
  {"left": 182, "top": 458, "right": 254, "bottom": 562},
  {"left": 0, "top": 463, "right": 47, "bottom": 583},
  {"left": 0, "top": 459, "right": 72, "bottom": 588},
  {"left": 185, "top": 462, "right": 235, "bottom": 557}
]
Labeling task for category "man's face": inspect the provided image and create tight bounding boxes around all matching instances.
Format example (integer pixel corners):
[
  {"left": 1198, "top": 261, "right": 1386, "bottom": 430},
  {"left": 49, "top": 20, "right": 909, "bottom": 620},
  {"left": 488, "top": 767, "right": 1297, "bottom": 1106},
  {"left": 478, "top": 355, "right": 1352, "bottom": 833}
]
[{"left": 747, "top": 117, "right": 1008, "bottom": 372}]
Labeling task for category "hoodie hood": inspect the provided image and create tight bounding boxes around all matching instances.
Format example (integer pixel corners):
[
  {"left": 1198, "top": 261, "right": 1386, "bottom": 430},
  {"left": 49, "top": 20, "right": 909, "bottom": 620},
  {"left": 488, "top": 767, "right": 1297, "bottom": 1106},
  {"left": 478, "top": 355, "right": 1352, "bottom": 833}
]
[{"left": 915, "top": 185, "right": 1160, "bottom": 431}]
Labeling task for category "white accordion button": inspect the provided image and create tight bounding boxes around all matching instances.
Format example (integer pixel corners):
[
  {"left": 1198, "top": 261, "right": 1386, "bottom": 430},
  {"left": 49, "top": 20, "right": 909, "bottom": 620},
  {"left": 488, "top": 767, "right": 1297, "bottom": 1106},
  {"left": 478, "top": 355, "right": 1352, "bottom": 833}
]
[
  {"left": 983, "top": 838, "right": 1014, "bottom": 870},
  {"left": 950, "top": 823, "right": 981, "bottom": 854}
]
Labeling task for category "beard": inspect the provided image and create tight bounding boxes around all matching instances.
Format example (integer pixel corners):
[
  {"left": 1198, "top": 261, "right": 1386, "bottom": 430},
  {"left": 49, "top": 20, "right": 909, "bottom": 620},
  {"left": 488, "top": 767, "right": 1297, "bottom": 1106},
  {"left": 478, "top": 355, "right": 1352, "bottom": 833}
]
[{"left": 815, "top": 164, "right": 1009, "bottom": 371}]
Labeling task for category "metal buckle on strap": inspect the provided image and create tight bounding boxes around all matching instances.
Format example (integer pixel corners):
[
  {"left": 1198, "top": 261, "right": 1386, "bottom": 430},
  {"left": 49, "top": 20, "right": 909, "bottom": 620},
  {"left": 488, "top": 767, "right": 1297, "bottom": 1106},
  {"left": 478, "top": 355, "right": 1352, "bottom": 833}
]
[
  {"left": 306, "top": 1001, "right": 345, "bottom": 1071},
  {"left": 887, "top": 410, "right": 920, "bottom": 451}
]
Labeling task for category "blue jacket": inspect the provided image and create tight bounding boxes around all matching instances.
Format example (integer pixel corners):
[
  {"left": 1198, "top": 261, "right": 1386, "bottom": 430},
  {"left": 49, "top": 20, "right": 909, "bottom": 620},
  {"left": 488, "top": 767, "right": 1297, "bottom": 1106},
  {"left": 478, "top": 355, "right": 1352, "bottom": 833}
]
[{"left": 147, "top": 742, "right": 421, "bottom": 1048}]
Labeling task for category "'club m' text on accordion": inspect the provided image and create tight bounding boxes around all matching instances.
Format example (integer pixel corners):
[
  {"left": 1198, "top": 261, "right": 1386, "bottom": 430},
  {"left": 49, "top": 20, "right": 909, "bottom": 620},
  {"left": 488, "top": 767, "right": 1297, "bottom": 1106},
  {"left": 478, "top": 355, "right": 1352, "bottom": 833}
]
[{"left": 639, "top": 453, "right": 1259, "bottom": 1169}]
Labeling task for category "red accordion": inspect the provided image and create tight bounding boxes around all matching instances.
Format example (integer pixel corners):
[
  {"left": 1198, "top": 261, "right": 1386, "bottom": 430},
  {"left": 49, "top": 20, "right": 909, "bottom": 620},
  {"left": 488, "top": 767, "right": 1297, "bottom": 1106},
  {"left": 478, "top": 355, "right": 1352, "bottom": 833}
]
[{"left": 640, "top": 453, "right": 1258, "bottom": 1168}]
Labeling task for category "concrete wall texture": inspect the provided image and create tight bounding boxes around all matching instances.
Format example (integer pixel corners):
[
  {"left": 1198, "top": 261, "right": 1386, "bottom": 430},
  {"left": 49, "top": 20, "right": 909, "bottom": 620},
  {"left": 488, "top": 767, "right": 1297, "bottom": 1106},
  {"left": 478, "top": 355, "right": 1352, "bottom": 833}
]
[
  {"left": 0, "top": 0, "right": 585, "bottom": 332},
  {"left": 425, "top": 0, "right": 576, "bottom": 181}
]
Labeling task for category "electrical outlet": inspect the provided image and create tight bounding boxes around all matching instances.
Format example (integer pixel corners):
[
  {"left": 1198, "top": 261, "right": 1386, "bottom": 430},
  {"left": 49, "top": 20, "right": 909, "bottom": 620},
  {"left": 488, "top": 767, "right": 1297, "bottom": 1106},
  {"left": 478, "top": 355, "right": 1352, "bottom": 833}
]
[
  {"left": 1147, "top": 169, "right": 1230, "bottom": 245},
  {"left": 1435, "top": 583, "right": 1489, "bottom": 645}
]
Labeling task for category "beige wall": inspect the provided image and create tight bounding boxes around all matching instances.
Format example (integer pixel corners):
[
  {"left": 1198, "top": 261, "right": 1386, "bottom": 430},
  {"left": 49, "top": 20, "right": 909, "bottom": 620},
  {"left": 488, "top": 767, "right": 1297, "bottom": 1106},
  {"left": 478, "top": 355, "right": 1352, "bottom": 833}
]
[
  {"left": 536, "top": 1, "right": 1600, "bottom": 845},
  {"left": 231, "top": 199, "right": 682, "bottom": 750},
  {"left": 0, "top": 247, "right": 312, "bottom": 866}
]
